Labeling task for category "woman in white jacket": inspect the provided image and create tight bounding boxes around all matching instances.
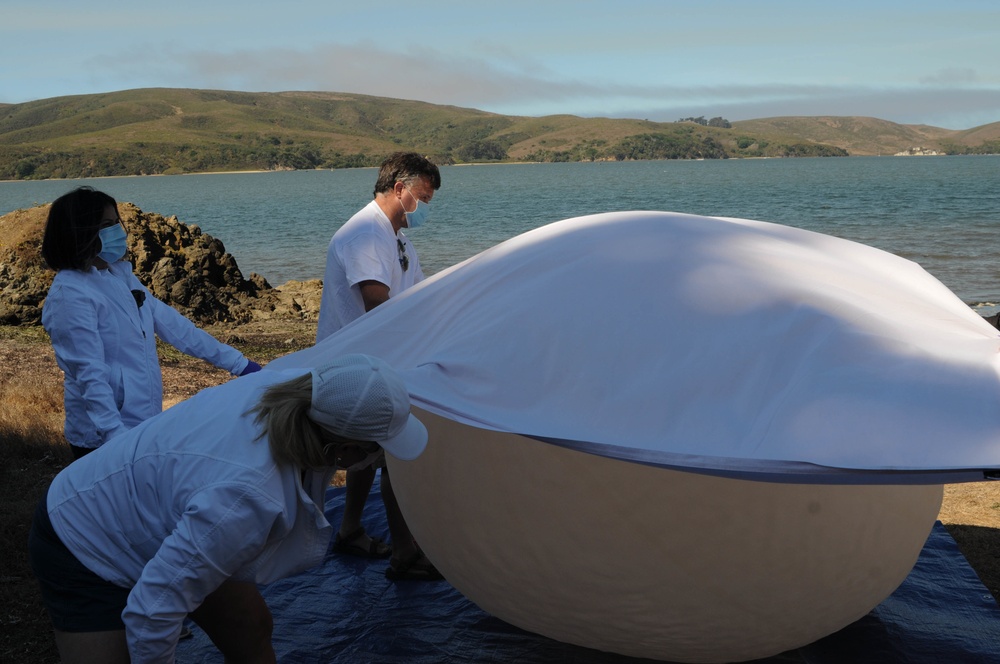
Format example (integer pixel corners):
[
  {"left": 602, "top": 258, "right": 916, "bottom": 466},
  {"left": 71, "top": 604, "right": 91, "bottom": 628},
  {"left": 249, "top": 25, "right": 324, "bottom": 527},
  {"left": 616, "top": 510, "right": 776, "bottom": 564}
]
[
  {"left": 28, "top": 353, "right": 428, "bottom": 664},
  {"left": 40, "top": 187, "right": 261, "bottom": 458}
]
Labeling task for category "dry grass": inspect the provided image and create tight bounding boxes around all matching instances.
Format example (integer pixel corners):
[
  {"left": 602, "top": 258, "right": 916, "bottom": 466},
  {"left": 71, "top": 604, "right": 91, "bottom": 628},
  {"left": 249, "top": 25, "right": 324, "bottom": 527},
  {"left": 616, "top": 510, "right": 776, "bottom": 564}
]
[
  {"left": 938, "top": 484, "right": 1000, "bottom": 600},
  {"left": 0, "top": 322, "right": 317, "bottom": 662},
  {"left": 1, "top": 323, "right": 998, "bottom": 661},
  {"left": 0, "top": 328, "right": 71, "bottom": 663}
]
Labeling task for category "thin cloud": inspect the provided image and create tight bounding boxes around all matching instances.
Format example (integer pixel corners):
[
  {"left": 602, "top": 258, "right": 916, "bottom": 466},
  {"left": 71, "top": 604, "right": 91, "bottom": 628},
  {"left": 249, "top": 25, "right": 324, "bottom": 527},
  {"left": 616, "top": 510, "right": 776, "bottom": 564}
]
[
  {"left": 88, "top": 43, "right": 875, "bottom": 107},
  {"left": 80, "top": 42, "right": 1000, "bottom": 130},
  {"left": 128, "top": 43, "right": 609, "bottom": 107},
  {"left": 612, "top": 88, "right": 1000, "bottom": 129},
  {"left": 919, "top": 68, "right": 980, "bottom": 85}
]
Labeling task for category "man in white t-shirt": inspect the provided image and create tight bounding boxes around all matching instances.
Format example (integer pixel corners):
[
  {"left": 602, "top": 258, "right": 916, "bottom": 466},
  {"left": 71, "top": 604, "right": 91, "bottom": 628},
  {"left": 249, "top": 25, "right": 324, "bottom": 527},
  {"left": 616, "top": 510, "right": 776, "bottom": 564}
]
[{"left": 317, "top": 152, "right": 442, "bottom": 580}]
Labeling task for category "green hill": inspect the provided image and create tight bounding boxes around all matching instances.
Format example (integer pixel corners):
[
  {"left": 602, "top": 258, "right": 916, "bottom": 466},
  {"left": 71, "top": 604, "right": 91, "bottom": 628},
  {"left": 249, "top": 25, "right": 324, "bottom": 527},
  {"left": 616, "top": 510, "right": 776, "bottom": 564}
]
[
  {"left": 729, "top": 116, "right": 1000, "bottom": 156},
  {"left": 0, "top": 88, "right": 996, "bottom": 180}
]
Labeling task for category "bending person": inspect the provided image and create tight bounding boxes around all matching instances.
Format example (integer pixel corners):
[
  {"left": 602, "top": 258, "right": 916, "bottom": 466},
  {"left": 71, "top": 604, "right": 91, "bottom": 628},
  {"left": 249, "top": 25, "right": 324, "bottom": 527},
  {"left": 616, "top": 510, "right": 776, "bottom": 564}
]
[
  {"left": 28, "top": 354, "right": 427, "bottom": 664},
  {"left": 40, "top": 186, "right": 261, "bottom": 459}
]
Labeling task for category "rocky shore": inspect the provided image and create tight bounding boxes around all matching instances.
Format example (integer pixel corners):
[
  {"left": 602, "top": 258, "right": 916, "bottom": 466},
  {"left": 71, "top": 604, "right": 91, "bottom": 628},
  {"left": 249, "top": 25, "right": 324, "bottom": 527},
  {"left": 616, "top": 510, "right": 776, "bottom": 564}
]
[
  {"left": 4, "top": 201, "right": 997, "bottom": 333},
  {"left": 0, "top": 201, "right": 323, "bottom": 327}
]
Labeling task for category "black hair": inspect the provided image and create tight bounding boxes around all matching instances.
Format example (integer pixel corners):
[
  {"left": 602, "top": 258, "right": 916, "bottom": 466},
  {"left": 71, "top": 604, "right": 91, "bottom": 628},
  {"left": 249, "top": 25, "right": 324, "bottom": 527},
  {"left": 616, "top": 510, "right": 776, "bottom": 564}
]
[
  {"left": 373, "top": 152, "right": 442, "bottom": 196},
  {"left": 41, "top": 187, "right": 119, "bottom": 271}
]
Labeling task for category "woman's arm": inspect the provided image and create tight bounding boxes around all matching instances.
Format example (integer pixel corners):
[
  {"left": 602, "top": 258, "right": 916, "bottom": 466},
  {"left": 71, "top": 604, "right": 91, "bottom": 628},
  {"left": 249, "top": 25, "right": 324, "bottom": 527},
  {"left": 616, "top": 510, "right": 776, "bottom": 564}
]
[
  {"left": 145, "top": 293, "right": 250, "bottom": 375},
  {"left": 122, "top": 483, "right": 281, "bottom": 663}
]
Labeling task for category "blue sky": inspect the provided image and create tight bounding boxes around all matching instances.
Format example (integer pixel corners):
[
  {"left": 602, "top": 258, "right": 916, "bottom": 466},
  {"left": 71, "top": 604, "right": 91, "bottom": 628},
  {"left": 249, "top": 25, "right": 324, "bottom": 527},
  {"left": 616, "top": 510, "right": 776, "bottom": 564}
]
[{"left": 4, "top": 0, "right": 999, "bottom": 130}]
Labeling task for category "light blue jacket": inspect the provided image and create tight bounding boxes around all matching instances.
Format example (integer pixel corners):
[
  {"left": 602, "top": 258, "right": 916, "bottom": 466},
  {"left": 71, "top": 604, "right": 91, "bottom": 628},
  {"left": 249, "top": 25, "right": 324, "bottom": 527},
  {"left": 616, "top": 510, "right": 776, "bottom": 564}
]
[
  {"left": 42, "top": 261, "right": 248, "bottom": 448},
  {"left": 46, "top": 368, "right": 334, "bottom": 663}
]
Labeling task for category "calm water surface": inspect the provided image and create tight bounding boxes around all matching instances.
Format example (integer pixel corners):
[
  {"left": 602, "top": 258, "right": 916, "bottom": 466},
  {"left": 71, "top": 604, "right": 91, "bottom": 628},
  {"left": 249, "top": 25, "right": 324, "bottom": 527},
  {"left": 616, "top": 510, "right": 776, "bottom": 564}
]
[{"left": 2, "top": 157, "right": 998, "bottom": 314}]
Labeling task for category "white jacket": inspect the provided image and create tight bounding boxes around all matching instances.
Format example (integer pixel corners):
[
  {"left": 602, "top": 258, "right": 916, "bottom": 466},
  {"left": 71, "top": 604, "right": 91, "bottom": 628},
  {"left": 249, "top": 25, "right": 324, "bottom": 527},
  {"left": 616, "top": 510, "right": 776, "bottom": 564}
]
[
  {"left": 42, "top": 261, "right": 249, "bottom": 448},
  {"left": 46, "top": 368, "right": 334, "bottom": 663}
]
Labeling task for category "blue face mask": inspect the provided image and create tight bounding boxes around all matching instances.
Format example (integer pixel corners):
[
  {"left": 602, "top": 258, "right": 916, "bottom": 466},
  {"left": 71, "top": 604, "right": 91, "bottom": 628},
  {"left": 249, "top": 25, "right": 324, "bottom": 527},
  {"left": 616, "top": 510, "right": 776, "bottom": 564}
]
[
  {"left": 401, "top": 189, "right": 431, "bottom": 229},
  {"left": 97, "top": 224, "right": 127, "bottom": 263}
]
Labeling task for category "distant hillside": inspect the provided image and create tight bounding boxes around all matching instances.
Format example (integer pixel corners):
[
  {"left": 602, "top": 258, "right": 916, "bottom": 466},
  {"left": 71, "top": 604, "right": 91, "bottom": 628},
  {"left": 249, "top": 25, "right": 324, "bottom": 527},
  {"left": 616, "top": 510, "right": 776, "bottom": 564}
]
[
  {"left": 0, "top": 88, "right": 997, "bottom": 180},
  {"left": 730, "top": 116, "right": 1000, "bottom": 156}
]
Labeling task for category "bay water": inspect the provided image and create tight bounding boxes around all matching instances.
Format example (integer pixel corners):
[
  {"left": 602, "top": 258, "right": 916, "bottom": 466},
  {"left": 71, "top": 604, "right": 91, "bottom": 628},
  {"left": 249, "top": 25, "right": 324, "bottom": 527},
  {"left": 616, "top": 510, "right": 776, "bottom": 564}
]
[{"left": 2, "top": 156, "right": 998, "bottom": 316}]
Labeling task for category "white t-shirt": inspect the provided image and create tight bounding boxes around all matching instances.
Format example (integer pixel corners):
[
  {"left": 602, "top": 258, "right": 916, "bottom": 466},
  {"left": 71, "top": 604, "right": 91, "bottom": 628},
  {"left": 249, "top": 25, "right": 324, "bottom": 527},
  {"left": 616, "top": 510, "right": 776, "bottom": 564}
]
[{"left": 316, "top": 200, "right": 423, "bottom": 341}]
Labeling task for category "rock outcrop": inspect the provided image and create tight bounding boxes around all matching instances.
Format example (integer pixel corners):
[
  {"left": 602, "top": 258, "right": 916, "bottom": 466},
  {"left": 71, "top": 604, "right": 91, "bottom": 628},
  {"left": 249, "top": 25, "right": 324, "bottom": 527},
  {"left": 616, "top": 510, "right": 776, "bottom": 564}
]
[
  {"left": 0, "top": 202, "right": 321, "bottom": 326},
  {"left": 0, "top": 206, "right": 53, "bottom": 325}
]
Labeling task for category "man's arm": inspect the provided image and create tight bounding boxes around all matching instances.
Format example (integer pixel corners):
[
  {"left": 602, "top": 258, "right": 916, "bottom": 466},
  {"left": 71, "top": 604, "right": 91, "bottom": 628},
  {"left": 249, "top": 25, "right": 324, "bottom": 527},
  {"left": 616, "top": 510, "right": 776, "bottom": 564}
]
[{"left": 359, "top": 280, "right": 391, "bottom": 312}]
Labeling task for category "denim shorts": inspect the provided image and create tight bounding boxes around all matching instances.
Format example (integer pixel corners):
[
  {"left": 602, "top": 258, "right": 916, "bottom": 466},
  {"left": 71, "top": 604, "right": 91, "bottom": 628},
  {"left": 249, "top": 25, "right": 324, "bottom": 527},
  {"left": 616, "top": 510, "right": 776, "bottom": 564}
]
[{"left": 28, "top": 491, "right": 130, "bottom": 632}]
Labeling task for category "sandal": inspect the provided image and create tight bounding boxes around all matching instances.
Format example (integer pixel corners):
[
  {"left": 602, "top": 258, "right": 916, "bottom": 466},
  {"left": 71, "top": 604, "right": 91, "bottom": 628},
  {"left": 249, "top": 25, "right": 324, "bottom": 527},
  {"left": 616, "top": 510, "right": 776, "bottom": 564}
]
[
  {"left": 386, "top": 550, "right": 444, "bottom": 581},
  {"left": 333, "top": 527, "right": 391, "bottom": 559}
]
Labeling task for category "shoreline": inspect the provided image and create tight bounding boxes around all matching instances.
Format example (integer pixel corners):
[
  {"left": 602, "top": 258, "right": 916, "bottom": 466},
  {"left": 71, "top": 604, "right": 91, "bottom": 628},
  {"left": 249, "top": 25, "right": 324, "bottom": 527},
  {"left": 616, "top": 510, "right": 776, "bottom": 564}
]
[{"left": 9, "top": 153, "right": 1000, "bottom": 185}]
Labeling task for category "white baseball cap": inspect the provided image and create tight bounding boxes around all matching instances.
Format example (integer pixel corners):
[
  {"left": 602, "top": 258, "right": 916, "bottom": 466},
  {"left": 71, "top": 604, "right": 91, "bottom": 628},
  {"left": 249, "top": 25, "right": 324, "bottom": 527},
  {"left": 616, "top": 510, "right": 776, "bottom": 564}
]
[{"left": 307, "top": 354, "right": 427, "bottom": 461}]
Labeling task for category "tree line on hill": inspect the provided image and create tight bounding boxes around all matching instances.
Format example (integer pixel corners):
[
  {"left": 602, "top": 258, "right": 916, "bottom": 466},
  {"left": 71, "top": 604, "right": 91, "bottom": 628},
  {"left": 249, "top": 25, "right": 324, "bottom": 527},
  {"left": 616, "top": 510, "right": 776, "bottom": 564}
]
[
  {"left": 0, "top": 129, "right": 849, "bottom": 181},
  {"left": 678, "top": 116, "right": 733, "bottom": 128},
  {"left": 0, "top": 141, "right": 379, "bottom": 181}
]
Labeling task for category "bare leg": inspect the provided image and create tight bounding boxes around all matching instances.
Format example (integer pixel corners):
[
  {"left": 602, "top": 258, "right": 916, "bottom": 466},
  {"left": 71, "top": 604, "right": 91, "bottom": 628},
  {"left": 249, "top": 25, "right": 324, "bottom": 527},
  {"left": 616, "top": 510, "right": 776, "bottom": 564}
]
[
  {"left": 381, "top": 468, "right": 442, "bottom": 580},
  {"left": 53, "top": 629, "right": 129, "bottom": 664},
  {"left": 338, "top": 465, "right": 377, "bottom": 546},
  {"left": 380, "top": 468, "right": 418, "bottom": 562},
  {"left": 190, "top": 580, "right": 275, "bottom": 664}
]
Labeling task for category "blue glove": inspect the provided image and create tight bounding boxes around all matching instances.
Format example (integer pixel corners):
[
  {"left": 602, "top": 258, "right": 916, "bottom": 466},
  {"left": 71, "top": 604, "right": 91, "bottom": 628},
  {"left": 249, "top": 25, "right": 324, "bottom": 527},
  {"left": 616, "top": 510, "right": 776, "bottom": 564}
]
[{"left": 240, "top": 360, "right": 263, "bottom": 376}]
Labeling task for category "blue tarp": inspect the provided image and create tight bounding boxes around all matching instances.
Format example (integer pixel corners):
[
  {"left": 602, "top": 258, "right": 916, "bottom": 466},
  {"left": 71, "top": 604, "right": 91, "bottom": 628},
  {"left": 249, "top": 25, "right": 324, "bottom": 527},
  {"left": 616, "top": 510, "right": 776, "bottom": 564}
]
[{"left": 177, "top": 482, "right": 1000, "bottom": 663}]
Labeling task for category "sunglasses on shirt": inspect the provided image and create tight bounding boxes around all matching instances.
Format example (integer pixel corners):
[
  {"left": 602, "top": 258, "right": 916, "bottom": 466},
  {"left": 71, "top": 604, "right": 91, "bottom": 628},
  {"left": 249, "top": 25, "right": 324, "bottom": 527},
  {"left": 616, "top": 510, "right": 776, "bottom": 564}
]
[{"left": 397, "top": 239, "right": 409, "bottom": 272}]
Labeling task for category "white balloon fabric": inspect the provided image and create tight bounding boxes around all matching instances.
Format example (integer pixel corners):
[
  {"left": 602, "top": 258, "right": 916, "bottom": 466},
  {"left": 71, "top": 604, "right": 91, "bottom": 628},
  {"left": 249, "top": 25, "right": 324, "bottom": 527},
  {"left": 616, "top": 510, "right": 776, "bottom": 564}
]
[
  {"left": 268, "top": 211, "right": 1000, "bottom": 662},
  {"left": 272, "top": 210, "right": 1000, "bottom": 483}
]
